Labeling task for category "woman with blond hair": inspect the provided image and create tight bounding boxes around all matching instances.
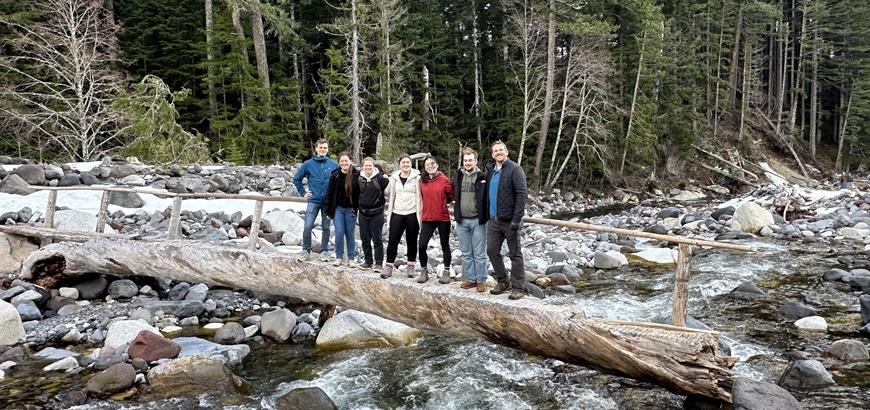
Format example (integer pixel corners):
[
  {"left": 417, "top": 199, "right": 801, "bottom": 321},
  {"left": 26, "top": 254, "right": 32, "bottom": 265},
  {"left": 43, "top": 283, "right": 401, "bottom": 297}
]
[{"left": 381, "top": 154, "right": 422, "bottom": 278}]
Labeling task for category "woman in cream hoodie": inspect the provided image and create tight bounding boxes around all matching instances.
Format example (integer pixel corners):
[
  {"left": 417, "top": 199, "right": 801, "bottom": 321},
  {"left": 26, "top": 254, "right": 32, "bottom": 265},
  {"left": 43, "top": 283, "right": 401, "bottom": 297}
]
[{"left": 381, "top": 154, "right": 422, "bottom": 279}]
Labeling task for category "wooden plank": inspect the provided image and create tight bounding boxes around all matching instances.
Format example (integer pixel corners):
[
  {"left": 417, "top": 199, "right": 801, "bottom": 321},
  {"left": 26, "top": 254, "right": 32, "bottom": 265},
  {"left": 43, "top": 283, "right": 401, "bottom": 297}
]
[
  {"left": 29, "top": 186, "right": 307, "bottom": 203},
  {"left": 247, "top": 200, "right": 264, "bottom": 250},
  {"left": 524, "top": 217, "right": 752, "bottom": 251},
  {"left": 167, "top": 197, "right": 183, "bottom": 239},
  {"left": 20, "top": 238, "right": 734, "bottom": 401},
  {"left": 95, "top": 191, "right": 111, "bottom": 233},
  {"left": 671, "top": 244, "right": 693, "bottom": 327},
  {"left": 0, "top": 224, "right": 136, "bottom": 242}
]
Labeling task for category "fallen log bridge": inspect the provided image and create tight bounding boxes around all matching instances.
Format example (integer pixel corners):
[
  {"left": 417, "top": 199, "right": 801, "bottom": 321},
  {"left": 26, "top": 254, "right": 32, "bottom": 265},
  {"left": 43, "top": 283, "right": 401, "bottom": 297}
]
[{"left": 20, "top": 238, "right": 735, "bottom": 401}]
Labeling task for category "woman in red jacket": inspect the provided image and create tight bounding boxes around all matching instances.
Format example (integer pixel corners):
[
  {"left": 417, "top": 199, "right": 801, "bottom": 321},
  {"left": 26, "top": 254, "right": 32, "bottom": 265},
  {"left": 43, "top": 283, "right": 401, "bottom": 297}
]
[{"left": 417, "top": 156, "right": 455, "bottom": 284}]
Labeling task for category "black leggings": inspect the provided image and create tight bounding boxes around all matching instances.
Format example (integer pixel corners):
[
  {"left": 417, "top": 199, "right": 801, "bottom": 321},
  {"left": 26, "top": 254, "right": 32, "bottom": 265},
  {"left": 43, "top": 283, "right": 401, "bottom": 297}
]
[
  {"left": 386, "top": 213, "right": 419, "bottom": 264},
  {"left": 419, "top": 221, "right": 451, "bottom": 269}
]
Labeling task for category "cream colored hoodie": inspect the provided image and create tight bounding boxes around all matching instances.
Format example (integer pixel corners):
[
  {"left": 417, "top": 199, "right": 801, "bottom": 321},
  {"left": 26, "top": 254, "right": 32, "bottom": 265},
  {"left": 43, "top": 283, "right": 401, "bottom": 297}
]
[{"left": 386, "top": 168, "right": 422, "bottom": 225}]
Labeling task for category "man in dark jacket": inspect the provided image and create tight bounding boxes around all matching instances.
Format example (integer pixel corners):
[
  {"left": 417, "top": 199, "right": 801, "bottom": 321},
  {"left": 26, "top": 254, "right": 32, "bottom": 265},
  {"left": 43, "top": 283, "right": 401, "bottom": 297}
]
[
  {"left": 482, "top": 140, "right": 527, "bottom": 300},
  {"left": 293, "top": 139, "right": 338, "bottom": 261},
  {"left": 453, "top": 148, "right": 488, "bottom": 292}
]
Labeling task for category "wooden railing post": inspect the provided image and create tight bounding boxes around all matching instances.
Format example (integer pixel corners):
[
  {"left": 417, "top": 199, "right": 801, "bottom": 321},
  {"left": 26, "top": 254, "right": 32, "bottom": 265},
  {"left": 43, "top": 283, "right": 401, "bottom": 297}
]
[
  {"left": 41, "top": 190, "right": 58, "bottom": 246},
  {"left": 247, "top": 200, "right": 264, "bottom": 250},
  {"left": 95, "top": 191, "right": 111, "bottom": 233},
  {"left": 167, "top": 197, "right": 183, "bottom": 239},
  {"left": 671, "top": 244, "right": 693, "bottom": 327}
]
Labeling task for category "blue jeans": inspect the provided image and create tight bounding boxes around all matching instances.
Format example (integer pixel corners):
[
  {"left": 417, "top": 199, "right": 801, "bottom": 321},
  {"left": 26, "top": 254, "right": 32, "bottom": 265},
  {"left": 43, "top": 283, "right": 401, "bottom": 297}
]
[
  {"left": 302, "top": 202, "right": 330, "bottom": 253},
  {"left": 458, "top": 218, "right": 487, "bottom": 283},
  {"left": 333, "top": 206, "right": 357, "bottom": 260}
]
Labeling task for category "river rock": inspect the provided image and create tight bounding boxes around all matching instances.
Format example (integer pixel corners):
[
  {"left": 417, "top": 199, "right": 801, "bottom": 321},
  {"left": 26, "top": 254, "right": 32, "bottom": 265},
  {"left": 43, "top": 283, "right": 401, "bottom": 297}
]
[
  {"left": 0, "top": 300, "right": 25, "bottom": 346},
  {"left": 15, "top": 302, "right": 42, "bottom": 322},
  {"left": 731, "top": 202, "right": 774, "bottom": 234},
  {"left": 263, "top": 210, "right": 305, "bottom": 235},
  {"left": 53, "top": 209, "right": 113, "bottom": 233},
  {"left": 56, "top": 389, "right": 88, "bottom": 407},
  {"left": 823, "top": 268, "right": 850, "bottom": 282},
  {"left": 34, "top": 346, "right": 79, "bottom": 360},
  {"left": 168, "top": 282, "right": 190, "bottom": 301},
  {"left": 841, "top": 227, "right": 870, "bottom": 240},
  {"left": 127, "top": 330, "right": 181, "bottom": 362},
  {"left": 174, "top": 337, "right": 250, "bottom": 366},
  {"left": 673, "top": 190, "right": 705, "bottom": 201},
  {"left": 108, "top": 279, "right": 139, "bottom": 299},
  {"left": 778, "top": 302, "right": 817, "bottom": 320},
  {"left": 184, "top": 283, "right": 209, "bottom": 302},
  {"left": 138, "top": 300, "right": 205, "bottom": 318},
  {"left": 85, "top": 363, "right": 136, "bottom": 396},
  {"left": 108, "top": 191, "right": 145, "bottom": 208},
  {"left": 261, "top": 308, "right": 297, "bottom": 342},
  {"left": 276, "top": 386, "right": 338, "bottom": 410},
  {"left": 58, "top": 304, "right": 83, "bottom": 316},
  {"left": 523, "top": 282, "right": 545, "bottom": 299},
  {"left": 214, "top": 322, "right": 246, "bottom": 345},
  {"left": 11, "top": 164, "right": 45, "bottom": 185},
  {"left": 43, "top": 356, "right": 79, "bottom": 372},
  {"left": 794, "top": 316, "right": 827, "bottom": 331},
  {"left": 291, "top": 322, "right": 315, "bottom": 343},
  {"left": 147, "top": 356, "right": 252, "bottom": 397},
  {"left": 316, "top": 310, "right": 421, "bottom": 350},
  {"left": 109, "top": 164, "right": 137, "bottom": 179},
  {"left": 826, "top": 339, "right": 869, "bottom": 363},
  {"left": 859, "top": 295, "right": 870, "bottom": 325},
  {"left": 778, "top": 360, "right": 835, "bottom": 389},
  {"left": 731, "top": 377, "right": 801, "bottom": 410},
  {"left": 0, "top": 174, "right": 34, "bottom": 195},
  {"left": 58, "top": 173, "right": 81, "bottom": 186},
  {"left": 546, "top": 273, "right": 571, "bottom": 286},
  {"left": 105, "top": 319, "right": 161, "bottom": 349},
  {"left": 10, "top": 289, "right": 42, "bottom": 305},
  {"left": 731, "top": 282, "right": 765, "bottom": 295},
  {"left": 593, "top": 250, "right": 627, "bottom": 269},
  {"left": 58, "top": 287, "right": 79, "bottom": 300},
  {"left": 0, "top": 233, "right": 38, "bottom": 274},
  {"left": 629, "top": 248, "right": 677, "bottom": 265},
  {"left": 75, "top": 275, "right": 109, "bottom": 299}
]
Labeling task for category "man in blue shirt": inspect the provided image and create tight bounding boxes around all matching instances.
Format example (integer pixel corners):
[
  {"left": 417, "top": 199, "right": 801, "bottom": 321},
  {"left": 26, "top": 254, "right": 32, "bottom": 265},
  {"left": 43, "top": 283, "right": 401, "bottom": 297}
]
[
  {"left": 293, "top": 139, "right": 338, "bottom": 261},
  {"left": 483, "top": 140, "right": 528, "bottom": 300}
]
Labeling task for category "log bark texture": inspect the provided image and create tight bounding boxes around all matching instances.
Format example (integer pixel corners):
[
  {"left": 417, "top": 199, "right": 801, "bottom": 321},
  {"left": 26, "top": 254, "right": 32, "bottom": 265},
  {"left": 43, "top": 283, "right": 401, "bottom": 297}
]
[{"left": 20, "top": 239, "right": 734, "bottom": 401}]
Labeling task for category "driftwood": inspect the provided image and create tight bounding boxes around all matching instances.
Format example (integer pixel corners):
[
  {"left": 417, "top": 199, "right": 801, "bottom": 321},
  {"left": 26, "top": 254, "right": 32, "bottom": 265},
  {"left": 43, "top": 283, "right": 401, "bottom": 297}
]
[
  {"left": 692, "top": 160, "right": 760, "bottom": 188},
  {"left": 20, "top": 238, "right": 735, "bottom": 401},
  {"left": 0, "top": 224, "right": 137, "bottom": 242},
  {"left": 691, "top": 145, "right": 760, "bottom": 182}
]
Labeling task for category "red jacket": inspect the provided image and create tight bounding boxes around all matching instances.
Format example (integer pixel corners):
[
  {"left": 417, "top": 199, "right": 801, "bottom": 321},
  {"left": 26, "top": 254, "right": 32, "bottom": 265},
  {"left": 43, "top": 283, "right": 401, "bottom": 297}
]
[{"left": 420, "top": 172, "right": 455, "bottom": 222}]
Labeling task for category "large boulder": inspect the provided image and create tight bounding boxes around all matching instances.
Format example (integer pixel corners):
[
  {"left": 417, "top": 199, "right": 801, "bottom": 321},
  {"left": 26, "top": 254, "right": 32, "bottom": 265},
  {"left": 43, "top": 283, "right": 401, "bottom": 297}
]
[
  {"left": 794, "top": 316, "right": 827, "bottom": 331},
  {"left": 840, "top": 227, "right": 870, "bottom": 241},
  {"left": 137, "top": 300, "right": 204, "bottom": 318},
  {"left": 731, "top": 202, "right": 774, "bottom": 234},
  {"left": 147, "top": 356, "right": 252, "bottom": 397},
  {"left": 104, "top": 319, "right": 160, "bottom": 349},
  {"left": 628, "top": 248, "right": 678, "bottom": 265},
  {"left": 108, "top": 191, "right": 145, "bottom": 208},
  {"left": 74, "top": 275, "right": 109, "bottom": 300},
  {"left": 263, "top": 210, "right": 305, "bottom": 235},
  {"left": 826, "top": 339, "right": 869, "bottom": 363},
  {"left": 183, "top": 283, "right": 209, "bottom": 302},
  {"left": 85, "top": 363, "right": 136, "bottom": 396},
  {"left": 732, "top": 377, "right": 802, "bottom": 410},
  {"left": 53, "top": 209, "right": 113, "bottom": 233},
  {"left": 0, "top": 174, "right": 34, "bottom": 195},
  {"left": 261, "top": 308, "right": 297, "bottom": 342},
  {"left": 778, "top": 302, "right": 817, "bottom": 320},
  {"left": 0, "top": 300, "right": 25, "bottom": 346},
  {"left": 214, "top": 322, "right": 246, "bottom": 345},
  {"left": 174, "top": 336, "right": 250, "bottom": 366},
  {"left": 276, "top": 387, "right": 338, "bottom": 410},
  {"left": 316, "top": 310, "right": 422, "bottom": 350},
  {"left": 11, "top": 164, "right": 45, "bottom": 185},
  {"left": 592, "top": 250, "right": 627, "bottom": 269},
  {"left": 108, "top": 279, "right": 138, "bottom": 299},
  {"left": 127, "top": 330, "right": 181, "bottom": 362},
  {"left": 0, "top": 233, "right": 38, "bottom": 274},
  {"left": 778, "top": 360, "right": 835, "bottom": 389}
]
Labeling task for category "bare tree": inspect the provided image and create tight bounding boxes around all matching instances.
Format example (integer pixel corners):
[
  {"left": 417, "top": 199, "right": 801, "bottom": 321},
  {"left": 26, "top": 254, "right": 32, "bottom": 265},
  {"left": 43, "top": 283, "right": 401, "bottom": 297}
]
[
  {"left": 205, "top": 0, "right": 217, "bottom": 120},
  {"left": 471, "top": 0, "right": 485, "bottom": 148},
  {"left": 504, "top": 0, "right": 546, "bottom": 166},
  {"left": 533, "top": 0, "right": 556, "bottom": 189},
  {"left": 251, "top": 10, "right": 271, "bottom": 94},
  {"left": 347, "top": 0, "right": 365, "bottom": 161},
  {"left": 0, "top": 0, "right": 124, "bottom": 161},
  {"left": 371, "top": 0, "right": 410, "bottom": 157}
]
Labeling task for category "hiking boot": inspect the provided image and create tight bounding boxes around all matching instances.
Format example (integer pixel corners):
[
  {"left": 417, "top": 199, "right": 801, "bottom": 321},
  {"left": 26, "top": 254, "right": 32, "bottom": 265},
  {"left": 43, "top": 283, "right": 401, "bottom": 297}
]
[
  {"left": 332, "top": 258, "right": 343, "bottom": 267},
  {"left": 490, "top": 281, "right": 510, "bottom": 295},
  {"left": 406, "top": 262, "right": 416, "bottom": 278},
  {"left": 508, "top": 288, "right": 525, "bottom": 300},
  {"left": 361, "top": 262, "right": 373, "bottom": 270},
  {"left": 380, "top": 264, "right": 393, "bottom": 278},
  {"left": 295, "top": 252, "right": 311, "bottom": 262},
  {"left": 417, "top": 266, "right": 429, "bottom": 283},
  {"left": 438, "top": 268, "right": 451, "bottom": 284},
  {"left": 476, "top": 282, "right": 488, "bottom": 293},
  {"left": 460, "top": 280, "right": 477, "bottom": 289}
]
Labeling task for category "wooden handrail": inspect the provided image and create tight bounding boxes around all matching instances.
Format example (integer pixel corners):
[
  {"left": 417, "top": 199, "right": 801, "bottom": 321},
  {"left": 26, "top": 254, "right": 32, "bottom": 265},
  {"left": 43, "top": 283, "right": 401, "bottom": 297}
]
[{"left": 28, "top": 185, "right": 307, "bottom": 203}]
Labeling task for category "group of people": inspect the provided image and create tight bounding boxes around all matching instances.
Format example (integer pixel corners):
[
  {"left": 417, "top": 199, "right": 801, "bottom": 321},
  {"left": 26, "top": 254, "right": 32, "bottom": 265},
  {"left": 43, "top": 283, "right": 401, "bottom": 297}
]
[{"left": 292, "top": 139, "right": 529, "bottom": 300}]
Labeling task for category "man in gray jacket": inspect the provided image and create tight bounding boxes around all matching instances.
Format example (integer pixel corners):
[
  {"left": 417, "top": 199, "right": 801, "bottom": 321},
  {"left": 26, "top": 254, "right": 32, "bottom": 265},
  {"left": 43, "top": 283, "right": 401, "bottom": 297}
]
[{"left": 483, "top": 141, "right": 527, "bottom": 300}]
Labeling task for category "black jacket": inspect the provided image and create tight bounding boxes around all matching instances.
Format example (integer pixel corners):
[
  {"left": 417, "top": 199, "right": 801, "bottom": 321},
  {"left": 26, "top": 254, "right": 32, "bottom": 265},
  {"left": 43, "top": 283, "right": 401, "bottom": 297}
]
[
  {"left": 324, "top": 168, "right": 360, "bottom": 219},
  {"left": 482, "top": 159, "right": 527, "bottom": 225},
  {"left": 358, "top": 169, "right": 389, "bottom": 215},
  {"left": 451, "top": 168, "right": 487, "bottom": 225}
]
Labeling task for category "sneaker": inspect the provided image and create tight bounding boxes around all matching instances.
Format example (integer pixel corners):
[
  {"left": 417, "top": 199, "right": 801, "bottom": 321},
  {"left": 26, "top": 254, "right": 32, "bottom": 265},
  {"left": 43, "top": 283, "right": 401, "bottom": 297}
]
[
  {"left": 438, "top": 268, "right": 451, "bottom": 284},
  {"left": 296, "top": 252, "right": 311, "bottom": 262},
  {"left": 348, "top": 260, "right": 357, "bottom": 268},
  {"left": 417, "top": 266, "right": 429, "bottom": 283},
  {"left": 332, "top": 258, "right": 343, "bottom": 267},
  {"left": 372, "top": 264, "right": 382, "bottom": 273},
  {"left": 476, "top": 282, "right": 488, "bottom": 293},
  {"left": 406, "top": 262, "right": 416, "bottom": 278},
  {"left": 490, "top": 281, "right": 510, "bottom": 295},
  {"left": 380, "top": 264, "right": 393, "bottom": 278},
  {"left": 508, "top": 288, "right": 525, "bottom": 300},
  {"left": 460, "top": 280, "right": 477, "bottom": 289},
  {"left": 361, "top": 262, "right": 373, "bottom": 270},
  {"left": 320, "top": 253, "right": 331, "bottom": 262}
]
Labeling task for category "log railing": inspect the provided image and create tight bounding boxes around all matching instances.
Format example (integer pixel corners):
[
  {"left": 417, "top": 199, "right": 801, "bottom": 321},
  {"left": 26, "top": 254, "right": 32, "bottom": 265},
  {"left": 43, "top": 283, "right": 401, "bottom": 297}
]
[{"left": 23, "top": 185, "right": 752, "bottom": 328}]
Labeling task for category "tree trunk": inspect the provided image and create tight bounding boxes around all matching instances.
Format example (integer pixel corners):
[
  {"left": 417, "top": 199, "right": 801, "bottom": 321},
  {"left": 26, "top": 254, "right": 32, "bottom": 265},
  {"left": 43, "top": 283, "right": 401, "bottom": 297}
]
[
  {"left": 789, "top": 0, "right": 808, "bottom": 134},
  {"left": 231, "top": 5, "right": 250, "bottom": 108},
  {"left": 20, "top": 238, "right": 736, "bottom": 401},
  {"left": 205, "top": 0, "right": 217, "bottom": 120},
  {"left": 250, "top": 10, "right": 270, "bottom": 95},
  {"left": 836, "top": 90, "right": 852, "bottom": 170},
  {"left": 349, "top": 0, "right": 363, "bottom": 162},
  {"left": 620, "top": 32, "right": 645, "bottom": 175},
  {"left": 421, "top": 65, "right": 430, "bottom": 131},
  {"left": 738, "top": 41, "right": 750, "bottom": 142},
  {"left": 809, "top": 1, "right": 818, "bottom": 157},
  {"left": 728, "top": 6, "right": 744, "bottom": 110},
  {"left": 712, "top": 0, "right": 726, "bottom": 138},
  {"left": 471, "top": 0, "right": 483, "bottom": 149},
  {"left": 533, "top": 0, "right": 557, "bottom": 190}
]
